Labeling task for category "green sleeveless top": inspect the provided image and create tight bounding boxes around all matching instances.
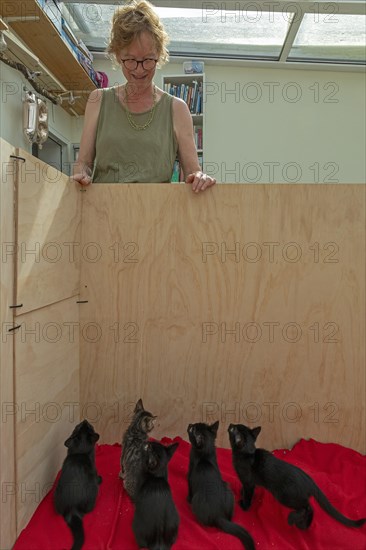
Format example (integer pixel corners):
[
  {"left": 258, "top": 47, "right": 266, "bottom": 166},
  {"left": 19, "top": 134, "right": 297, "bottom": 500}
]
[{"left": 92, "top": 87, "right": 178, "bottom": 183}]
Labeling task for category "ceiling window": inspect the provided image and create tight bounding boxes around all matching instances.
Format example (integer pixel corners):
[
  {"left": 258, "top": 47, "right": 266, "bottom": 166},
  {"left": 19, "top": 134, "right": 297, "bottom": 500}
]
[
  {"left": 60, "top": 1, "right": 366, "bottom": 66},
  {"left": 289, "top": 14, "right": 366, "bottom": 63}
]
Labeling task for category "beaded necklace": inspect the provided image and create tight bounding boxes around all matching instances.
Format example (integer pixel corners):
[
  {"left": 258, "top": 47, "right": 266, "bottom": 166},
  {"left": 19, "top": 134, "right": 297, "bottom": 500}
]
[{"left": 124, "top": 84, "right": 157, "bottom": 131}]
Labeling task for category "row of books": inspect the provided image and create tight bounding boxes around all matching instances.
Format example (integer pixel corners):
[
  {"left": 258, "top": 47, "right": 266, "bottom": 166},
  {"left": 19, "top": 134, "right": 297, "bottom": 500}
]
[
  {"left": 194, "top": 127, "right": 203, "bottom": 150},
  {"left": 35, "top": 0, "right": 101, "bottom": 88},
  {"left": 171, "top": 160, "right": 182, "bottom": 183},
  {"left": 164, "top": 81, "right": 203, "bottom": 115}
]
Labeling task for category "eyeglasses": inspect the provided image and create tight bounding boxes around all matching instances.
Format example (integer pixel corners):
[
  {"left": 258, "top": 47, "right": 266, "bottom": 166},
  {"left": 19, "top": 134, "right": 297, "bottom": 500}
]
[{"left": 121, "top": 58, "right": 157, "bottom": 71}]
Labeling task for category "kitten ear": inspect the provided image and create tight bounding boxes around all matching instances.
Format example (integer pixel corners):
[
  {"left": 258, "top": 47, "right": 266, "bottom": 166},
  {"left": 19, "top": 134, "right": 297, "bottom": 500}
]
[
  {"left": 252, "top": 426, "right": 261, "bottom": 440},
  {"left": 211, "top": 420, "right": 219, "bottom": 434},
  {"left": 166, "top": 442, "right": 179, "bottom": 460},
  {"left": 134, "top": 399, "right": 144, "bottom": 413}
]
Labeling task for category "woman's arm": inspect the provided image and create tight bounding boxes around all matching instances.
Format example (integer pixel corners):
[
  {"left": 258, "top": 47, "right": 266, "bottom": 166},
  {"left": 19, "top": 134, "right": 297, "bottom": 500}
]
[
  {"left": 172, "top": 97, "right": 216, "bottom": 192},
  {"left": 72, "top": 88, "right": 103, "bottom": 185}
]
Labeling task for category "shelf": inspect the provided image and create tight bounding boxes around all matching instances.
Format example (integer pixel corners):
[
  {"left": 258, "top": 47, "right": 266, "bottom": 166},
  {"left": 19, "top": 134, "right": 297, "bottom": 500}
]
[
  {"left": 164, "top": 73, "right": 204, "bottom": 82},
  {"left": 0, "top": 17, "right": 8, "bottom": 30},
  {"left": 163, "top": 72, "right": 205, "bottom": 181},
  {"left": 0, "top": 1, "right": 96, "bottom": 115},
  {"left": 163, "top": 74, "right": 204, "bottom": 115}
]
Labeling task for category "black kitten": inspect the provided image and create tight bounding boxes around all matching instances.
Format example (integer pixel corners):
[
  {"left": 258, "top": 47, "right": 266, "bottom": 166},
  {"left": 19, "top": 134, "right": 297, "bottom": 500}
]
[
  {"left": 54, "top": 420, "right": 102, "bottom": 550},
  {"left": 187, "top": 422, "right": 255, "bottom": 550},
  {"left": 120, "top": 398, "right": 157, "bottom": 500},
  {"left": 228, "top": 424, "right": 366, "bottom": 530},
  {"left": 132, "top": 441, "right": 180, "bottom": 550}
]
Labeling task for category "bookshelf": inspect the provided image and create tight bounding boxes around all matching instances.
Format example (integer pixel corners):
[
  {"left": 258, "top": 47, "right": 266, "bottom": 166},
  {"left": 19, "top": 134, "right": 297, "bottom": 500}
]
[
  {"left": 162, "top": 73, "right": 205, "bottom": 182},
  {"left": 0, "top": 1, "right": 97, "bottom": 116}
]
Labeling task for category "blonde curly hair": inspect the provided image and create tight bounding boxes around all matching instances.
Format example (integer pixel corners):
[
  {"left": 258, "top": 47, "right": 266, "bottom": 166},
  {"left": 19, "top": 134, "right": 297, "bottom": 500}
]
[{"left": 107, "top": 0, "right": 169, "bottom": 67}]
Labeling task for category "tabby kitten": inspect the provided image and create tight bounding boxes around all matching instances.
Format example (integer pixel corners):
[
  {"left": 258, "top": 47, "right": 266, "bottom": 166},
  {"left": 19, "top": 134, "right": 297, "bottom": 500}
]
[
  {"left": 187, "top": 422, "right": 255, "bottom": 550},
  {"left": 133, "top": 441, "right": 180, "bottom": 550},
  {"left": 54, "top": 420, "right": 102, "bottom": 550},
  {"left": 228, "top": 424, "right": 366, "bottom": 530},
  {"left": 120, "top": 398, "right": 157, "bottom": 500}
]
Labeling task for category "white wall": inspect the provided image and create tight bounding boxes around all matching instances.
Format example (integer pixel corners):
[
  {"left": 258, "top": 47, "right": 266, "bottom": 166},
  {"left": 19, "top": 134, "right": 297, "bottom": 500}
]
[
  {"left": 202, "top": 64, "right": 365, "bottom": 184},
  {"left": 0, "top": 62, "right": 75, "bottom": 170},
  {"left": 1, "top": 56, "right": 365, "bottom": 183}
]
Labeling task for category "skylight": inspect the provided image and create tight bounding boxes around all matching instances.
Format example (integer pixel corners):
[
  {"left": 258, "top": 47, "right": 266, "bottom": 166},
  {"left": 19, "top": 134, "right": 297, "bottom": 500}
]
[
  {"left": 156, "top": 8, "right": 291, "bottom": 59},
  {"left": 61, "top": 1, "right": 366, "bottom": 65},
  {"left": 289, "top": 14, "right": 366, "bottom": 63}
]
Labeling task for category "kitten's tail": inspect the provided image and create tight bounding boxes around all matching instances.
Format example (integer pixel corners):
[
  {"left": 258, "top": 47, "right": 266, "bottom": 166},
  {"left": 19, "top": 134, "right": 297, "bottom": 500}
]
[
  {"left": 65, "top": 514, "right": 84, "bottom": 550},
  {"left": 313, "top": 486, "right": 366, "bottom": 528},
  {"left": 216, "top": 517, "right": 255, "bottom": 550}
]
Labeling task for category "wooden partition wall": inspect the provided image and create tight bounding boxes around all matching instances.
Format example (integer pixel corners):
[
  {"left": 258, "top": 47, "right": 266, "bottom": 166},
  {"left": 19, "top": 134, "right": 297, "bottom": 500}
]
[
  {"left": 80, "top": 184, "right": 365, "bottom": 453},
  {"left": 0, "top": 141, "right": 81, "bottom": 542},
  {"left": 0, "top": 142, "right": 365, "bottom": 547},
  {"left": 0, "top": 139, "right": 17, "bottom": 549}
]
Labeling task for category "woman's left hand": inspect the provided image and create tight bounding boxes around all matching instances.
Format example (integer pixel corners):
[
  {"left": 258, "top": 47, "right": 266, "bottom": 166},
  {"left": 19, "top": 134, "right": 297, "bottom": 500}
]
[{"left": 186, "top": 171, "right": 216, "bottom": 193}]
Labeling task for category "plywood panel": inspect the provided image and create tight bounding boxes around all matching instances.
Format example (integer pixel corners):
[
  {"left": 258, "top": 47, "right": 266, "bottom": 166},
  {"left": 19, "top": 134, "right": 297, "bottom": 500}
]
[
  {"left": 15, "top": 297, "right": 80, "bottom": 532},
  {"left": 15, "top": 439, "right": 69, "bottom": 534},
  {"left": 0, "top": 139, "right": 17, "bottom": 549},
  {"left": 16, "top": 149, "right": 81, "bottom": 315},
  {"left": 80, "top": 184, "right": 365, "bottom": 453}
]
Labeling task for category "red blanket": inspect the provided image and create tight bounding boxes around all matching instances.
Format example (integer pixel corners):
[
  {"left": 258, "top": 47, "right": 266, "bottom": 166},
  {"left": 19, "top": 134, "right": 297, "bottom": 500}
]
[{"left": 14, "top": 437, "right": 366, "bottom": 550}]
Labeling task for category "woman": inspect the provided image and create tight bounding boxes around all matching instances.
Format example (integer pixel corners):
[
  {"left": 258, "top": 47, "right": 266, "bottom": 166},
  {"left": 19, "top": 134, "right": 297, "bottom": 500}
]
[{"left": 73, "top": 0, "right": 216, "bottom": 192}]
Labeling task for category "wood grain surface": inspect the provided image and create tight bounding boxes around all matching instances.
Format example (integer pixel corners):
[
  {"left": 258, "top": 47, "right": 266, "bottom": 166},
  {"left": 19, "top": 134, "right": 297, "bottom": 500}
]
[
  {"left": 16, "top": 149, "right": 81, "bottom": 315},
  {"left": 14, "top": 297, "right": 80, "bottom": 532},
  {"left": 79, "top": 184, "right": 365, "bottom": 452},
  {"left": 0, "top": 139, "right": 17, "bottom": 548}
]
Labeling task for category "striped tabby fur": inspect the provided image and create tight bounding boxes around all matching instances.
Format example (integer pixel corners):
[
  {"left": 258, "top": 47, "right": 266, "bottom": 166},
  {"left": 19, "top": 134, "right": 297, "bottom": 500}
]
[{"left": 120, "top": 398, "right": 156, "bottom": 500}]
